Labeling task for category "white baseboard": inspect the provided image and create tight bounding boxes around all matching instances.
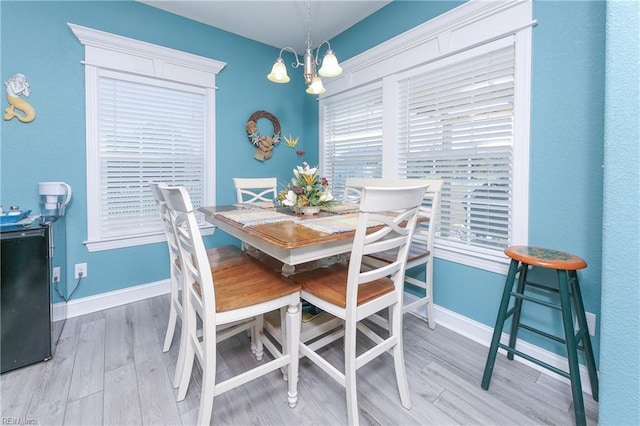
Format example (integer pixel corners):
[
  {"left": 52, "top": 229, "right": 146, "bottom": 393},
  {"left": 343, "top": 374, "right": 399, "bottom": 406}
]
[
  {"left": 60, "top": 281, "right": 595, "bottom": 396},
  {"left": 52, "top": 302, "right": 67, "bottom": 322},
  {"left": 65, "top": 279, "right": 170, "bottom": 319},
  {"left": 404, "top": 293, "right": 596, "bottom": 396}
]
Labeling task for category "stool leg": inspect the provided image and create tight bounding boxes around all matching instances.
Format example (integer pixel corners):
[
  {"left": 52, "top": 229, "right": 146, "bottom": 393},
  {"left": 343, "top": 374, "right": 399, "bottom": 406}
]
[
  {"left": 482, "top": 259, "right": 519, "bottom": 390},
  {"left": 557, "top": 270, "right": 586, "bottom": 426},
  {"left": 569, "top": 270, "right": 599, "bottom": 401},
  {"left": 507, "top": 261, "right": 528, "bottom": 360}
]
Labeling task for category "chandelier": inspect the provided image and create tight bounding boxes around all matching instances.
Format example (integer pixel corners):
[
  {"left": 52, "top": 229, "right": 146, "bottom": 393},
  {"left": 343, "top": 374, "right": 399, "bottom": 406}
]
[{"left": 266, "top": 0, "right": 343, "bottom": 95}]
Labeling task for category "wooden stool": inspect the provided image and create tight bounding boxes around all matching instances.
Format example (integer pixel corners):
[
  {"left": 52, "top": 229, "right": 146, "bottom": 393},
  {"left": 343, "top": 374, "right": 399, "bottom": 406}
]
[{"left": 481, "top": 246, "right": 599, "bottom": 426}]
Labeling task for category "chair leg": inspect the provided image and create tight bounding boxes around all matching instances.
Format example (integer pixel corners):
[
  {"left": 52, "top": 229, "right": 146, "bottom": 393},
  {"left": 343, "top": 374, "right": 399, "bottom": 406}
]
[
  {"left": 197, "top": 340, "right": 216, "bottom": 426},
  {"left": 507, "top": 261, "right": 528, "bottom": 361},
  {"left": 280, "top": 306, "right": 289, "bottom": 382},
  {"left": 425, "top": 261, "right": 435, "bottom": 330},
  {"left": 172, "top": 314, "right": 187, "bottom": 388},
  {"left": 569, "top": 270, "right": 599, "bottom": 401},
  {"left": 344, "top": 319, "right": 359, "bottom": 426},
  {"left": 390, "top": 302, "right": 411, "bottom": 409},
  {"left": 557, "top": 270, "right": 587, "bottom": 426},
  {"left": 177, "top": 338, "right": 195, "bottom": 401},
  {"left": 286, "top": 301, "right": 301, "bottom": 408},
  {"left": 482, "top": 258, "right": 519, "bottom": 390},
  {"left": 163, "top": 302, "right": 177, "bottom": 352}
]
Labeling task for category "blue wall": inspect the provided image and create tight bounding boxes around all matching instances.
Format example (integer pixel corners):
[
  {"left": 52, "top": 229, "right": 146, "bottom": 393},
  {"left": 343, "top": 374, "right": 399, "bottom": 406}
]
[
  {"left": 528, "top": 0, "right": 605, "bottom": 355},
  {"left": 600, "top": 0, "right": 640, "bottom": 424}
]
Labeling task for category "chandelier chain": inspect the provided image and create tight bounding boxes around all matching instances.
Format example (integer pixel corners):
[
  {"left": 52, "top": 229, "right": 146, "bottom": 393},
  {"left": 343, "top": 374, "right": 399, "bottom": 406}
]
[{"left": 305, "top": 0, "right": 312, "bottom": 50}]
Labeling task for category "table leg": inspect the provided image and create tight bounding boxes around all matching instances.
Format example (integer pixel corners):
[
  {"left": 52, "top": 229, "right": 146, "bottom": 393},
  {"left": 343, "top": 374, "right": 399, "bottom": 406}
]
[{"left": 282, "top": 263, "right": 295, "bottom": 276}]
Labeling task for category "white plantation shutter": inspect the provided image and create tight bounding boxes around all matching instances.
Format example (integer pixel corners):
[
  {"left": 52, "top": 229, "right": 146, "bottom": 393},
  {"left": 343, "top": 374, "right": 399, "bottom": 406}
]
[
  {"left": 321, "top": 84, "right": 383, "bottom": 199},
  {"left": 98, "top": 75, "right": 207, "bottom": 239},
  {"left": 397, "top": 42, "right": 515, "bottom": 255}
]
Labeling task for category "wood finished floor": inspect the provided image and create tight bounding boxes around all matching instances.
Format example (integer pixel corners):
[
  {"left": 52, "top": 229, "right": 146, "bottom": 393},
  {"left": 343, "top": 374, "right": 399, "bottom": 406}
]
[{"left": 0, "top": 294, "right": 598, "bottom": 425}]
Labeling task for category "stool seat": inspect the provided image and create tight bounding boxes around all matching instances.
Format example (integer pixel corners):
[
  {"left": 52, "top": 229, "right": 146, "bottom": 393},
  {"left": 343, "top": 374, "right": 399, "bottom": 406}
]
[
  {"left": 505, "top": 246, "right": 587, "bottom": 270},
  {"left": 482, "top": 245, "right": 598, "bottom": 426}
]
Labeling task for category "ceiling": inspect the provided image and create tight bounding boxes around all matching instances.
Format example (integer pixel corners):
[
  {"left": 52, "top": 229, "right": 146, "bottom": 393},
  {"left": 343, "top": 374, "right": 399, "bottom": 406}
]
[{"left": 139, "top": 1, "right": 391, "bottom": 53}]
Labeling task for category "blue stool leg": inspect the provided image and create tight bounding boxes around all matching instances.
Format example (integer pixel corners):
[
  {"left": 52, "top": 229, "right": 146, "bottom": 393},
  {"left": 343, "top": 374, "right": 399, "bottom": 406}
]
[
  {"left": 482, "top": 258, "right": 519, "bottom": 390},
  {"left": 569, "top": 270, "right": 599, "bottom": 401},
  {"left": 507, "top": 261, "right": 528, "bottom": 360},
  {"left": 557, "top": 269, "right": 586, "bottom": 426}
]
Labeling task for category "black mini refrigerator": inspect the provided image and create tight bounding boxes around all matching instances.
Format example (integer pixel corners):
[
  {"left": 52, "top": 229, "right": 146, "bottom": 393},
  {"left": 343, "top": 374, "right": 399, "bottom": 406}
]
[{"left": 1, "top": 219, "right": 67, "bottom": 374}]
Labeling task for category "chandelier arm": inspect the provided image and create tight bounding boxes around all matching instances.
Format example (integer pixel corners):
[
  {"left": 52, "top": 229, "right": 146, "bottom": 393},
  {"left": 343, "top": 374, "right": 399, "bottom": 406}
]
[
  {"left": 314, "top": 40, "right": 333, "bottom": 66},
  {"left": 278, "top": 46, "right": 304, "bottom": 68}
]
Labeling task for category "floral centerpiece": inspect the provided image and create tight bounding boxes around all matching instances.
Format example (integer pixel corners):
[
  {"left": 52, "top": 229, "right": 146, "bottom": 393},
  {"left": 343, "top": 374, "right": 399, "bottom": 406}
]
[{"left": 277, "top": 162, "right": 336, "bottom": 214}]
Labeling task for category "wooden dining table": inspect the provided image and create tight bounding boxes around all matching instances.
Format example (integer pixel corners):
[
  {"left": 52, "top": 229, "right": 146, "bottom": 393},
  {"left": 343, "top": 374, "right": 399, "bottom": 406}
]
[
  {"left": 199, "top": 202, "right": 425, "bottom": 344},
  {"left": 199, "top": 203, "right": 364, "bottom": 276}
]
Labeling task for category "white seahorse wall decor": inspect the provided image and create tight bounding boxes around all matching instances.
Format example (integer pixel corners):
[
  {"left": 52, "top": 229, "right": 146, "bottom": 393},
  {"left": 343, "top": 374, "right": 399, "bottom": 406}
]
[{"left": 4, "top": 73, "right": 36, "bottom": 123}]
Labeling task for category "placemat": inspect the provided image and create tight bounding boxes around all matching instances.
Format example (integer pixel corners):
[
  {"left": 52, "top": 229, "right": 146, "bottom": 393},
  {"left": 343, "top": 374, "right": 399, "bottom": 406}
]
[
  {"left": 232, "top": 201, "right": 275, "bottom": 209},
  {"left": 298, "top": 213, "right": 381, "bottom": 234},
  {"left": 217, "top": 209, "right": 297, "bottom": 227},
  {"left": 321, "top": 203, "right": 360, "bottom": 214}
]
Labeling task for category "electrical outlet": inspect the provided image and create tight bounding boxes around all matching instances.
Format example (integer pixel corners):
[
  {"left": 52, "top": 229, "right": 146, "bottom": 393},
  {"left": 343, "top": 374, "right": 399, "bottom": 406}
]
[
  {"left": 585, "top": 312, "right": 596, "bottom": 336},
  {"left": 75, "top": 263, "right": 87, "bottom": 279},
  {"left": 52, "top": 267, "right": 61, "bottom": 283}
]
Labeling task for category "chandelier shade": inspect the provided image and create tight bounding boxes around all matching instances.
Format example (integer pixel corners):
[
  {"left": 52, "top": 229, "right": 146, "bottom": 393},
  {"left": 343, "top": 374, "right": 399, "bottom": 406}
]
[
  {"left": 318, "top": 50, "right": 342, "bottom": 78},
  {"left": 266, "top": 1, "right": 342, "bottom": 94},
  {"left": 305, "top": 76, "right": 326, "bottom": 95},
  {"left": 267, "top": 58, "right": 291, "bottom": 83}
]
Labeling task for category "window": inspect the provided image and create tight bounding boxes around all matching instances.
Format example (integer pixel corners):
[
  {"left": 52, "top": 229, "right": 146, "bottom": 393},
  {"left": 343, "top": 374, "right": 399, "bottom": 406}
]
[
  {"left": 396, "top": 40, "right": 515, "bottom": 261},
  {"left": 70, "top": 24, "right": 226, "bottom": 252},
  {"left": 320, "top": 1, "right": 534, "bottom": 272},
  {"left": 321, "top": 84, "right": 384, "bottom": 198}
]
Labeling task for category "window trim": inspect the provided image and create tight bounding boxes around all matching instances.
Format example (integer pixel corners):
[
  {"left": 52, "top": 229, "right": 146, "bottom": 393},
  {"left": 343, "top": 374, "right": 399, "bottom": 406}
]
[
  {"left": 69, "top": 23, "right": 226, "bottom": 252},
  {"left": 319, "top": 0, "right": 535, "bottom": 274}
]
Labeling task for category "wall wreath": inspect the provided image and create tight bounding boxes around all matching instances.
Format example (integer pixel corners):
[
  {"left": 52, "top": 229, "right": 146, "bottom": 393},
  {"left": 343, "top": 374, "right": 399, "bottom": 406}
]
[{"left": 246, "top": 110, "right": 281, "bottom": 161}]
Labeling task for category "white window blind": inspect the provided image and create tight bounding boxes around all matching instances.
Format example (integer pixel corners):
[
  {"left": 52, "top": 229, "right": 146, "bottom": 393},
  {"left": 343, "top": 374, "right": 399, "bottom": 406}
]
[
  {"left": 321, "top": 84, "right": 384, "bottom": 199},
  {"left": 98, "top": 73, "right": 208, "bottom": 240},
  {"left": 397, "top": 43, "right": 515, "bottom": 253}
]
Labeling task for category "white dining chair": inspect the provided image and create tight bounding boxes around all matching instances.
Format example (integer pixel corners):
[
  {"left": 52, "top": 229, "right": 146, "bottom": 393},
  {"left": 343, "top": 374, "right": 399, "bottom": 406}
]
[
  {"left": 289, "top": 182, "right": 428, "bottom": 425},
  {"left": 344, "top": 177, "right": 443, "bottom": 329},
  {"left": 150, "top": 182, "right": 263, "bottom": 392},
  {"left": 150, "top": 182, "right": 187, "bottom": 381},
  {"left": 364, "top": 179, "right": 443, "bottom": 329},
  {"left": 160, "top": 183, "right": 301, "bottom": 426},
  {"left": 233, "top": 177, "right": 277, "bottom": 205},
  {"left": 233, "top": 177, "right": 278, "bottom": 254}
]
